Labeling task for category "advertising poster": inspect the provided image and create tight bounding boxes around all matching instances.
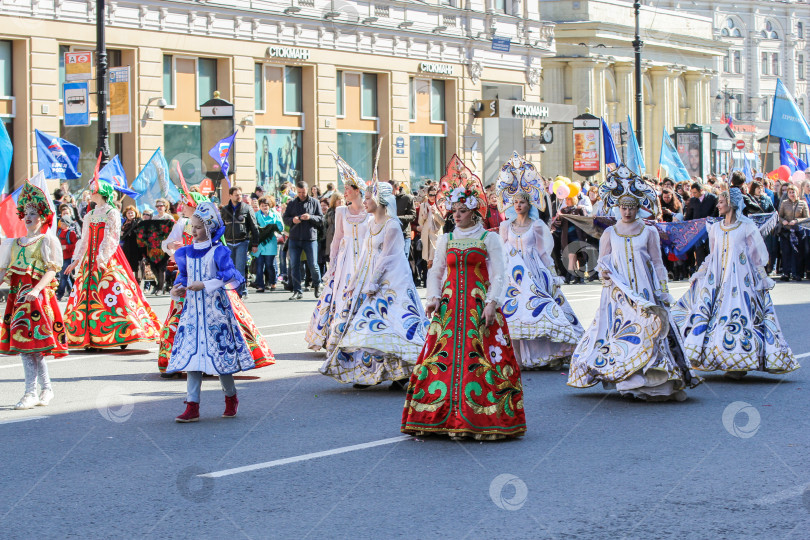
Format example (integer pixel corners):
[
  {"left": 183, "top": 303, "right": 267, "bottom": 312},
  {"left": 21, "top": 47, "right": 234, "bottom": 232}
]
[
  {"left": 676, "top": 132, "right": 701, "bottom": 177},
  {"left": 255, "top": 128, "right": 303, "bottom": 195},
  {"left": 572, "top": 129, "right": 600, "bottom": 172}
]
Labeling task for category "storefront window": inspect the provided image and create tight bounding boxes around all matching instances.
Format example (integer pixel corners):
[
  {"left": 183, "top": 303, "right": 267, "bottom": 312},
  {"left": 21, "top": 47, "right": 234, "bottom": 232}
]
[
  {"left": 163, "top": 123, "right": 202, "bottom": 184},
  {"left": 430, "top": 80, "right": 445, "bottom": 122},
  {"left": 58, "top": 45, "right": 69, "bottom": 90},
  {"left": 336, "top": 70, "right": 344, "bottom": 117},
  {"left": 2, "top": 118, "right": 11, "bottom": 193},
  {"left": 60, "top": 122, "right": 121, "bottom": 195},
  {"left": 255, "top": 128, "right": 302, "bottom": 194},
  {"left": 255, "top": 64, "right": 264, "bottom": 111},
  {"left": 198, "top": 58, "right": 217, "bottom": 106},
  {"left": 285, "top": 66, "right": 302, "bottom": 114},
  {"left": 0, "top": 41, "right": 11, "bottom": 96},
  {"left": 410, "top": 136, "right": 445, "bottom": 189},
  {"left": 163, "top": 55, "right": 175, "bottom": 106},
  {"left": 361, "top": 73, "right": 377, "bottom": 118},
  {"left": 337, "top": 132, "right": 377, "bottom": 186}
]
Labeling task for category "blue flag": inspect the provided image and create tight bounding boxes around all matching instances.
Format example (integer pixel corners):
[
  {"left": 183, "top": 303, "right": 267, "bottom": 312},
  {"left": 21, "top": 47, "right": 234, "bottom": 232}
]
[
  {"left": 98, "top": 155, "right": 139, "bottom": 198},
  {"left": 35, "top": 129, "right": 81, "bottom": 179},
  {"left": 208, "top": 131, "right": 237, "bottom": 178},
  {"left": 770, "top": 79, "right": 810, "bottom": 145},
  {"left": 743, "top": 153, "right": 754, "bottom": 183},
  {"left": 658, "top": 128, "right": 691, "bottom": 183},
  {"left": 780, "top": 138, "right": 801, "bottom": 173},
  {"left": 626, "top": 115, "right": 646, "bottom": 175},
  {"left": 0, "top": 121, "right": 11, "bottom": 194},
  {"left": 131, "top": 148, "right": 180, "bottom": 212},
  {"left": 601, "top": 117, "right": 620, "bottom": 168}
]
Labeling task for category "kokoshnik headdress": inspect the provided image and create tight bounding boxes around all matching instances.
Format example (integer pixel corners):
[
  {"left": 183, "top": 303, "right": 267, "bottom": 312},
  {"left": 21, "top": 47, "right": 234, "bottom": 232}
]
[
  {"left": 438, "top": 154, "right": 487, "bottom": 218},
  {"left": 331, "top": 149, "right": 364, "bottom": 192},
  {"left": 496, "top": 151, "right": 546, "bottom": 220},
  {"left": 599, "top": 164, "right": 659, "bottom": 217},
  {"left": 193, "top": 202, "right": 226, "bottom": 244},
  {"left": 17, "top": 179, "right": 55, "bottom": 229}
]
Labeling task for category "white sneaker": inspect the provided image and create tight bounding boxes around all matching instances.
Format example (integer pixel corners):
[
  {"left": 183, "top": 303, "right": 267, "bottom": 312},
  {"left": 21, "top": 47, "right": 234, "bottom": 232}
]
[
  {"left": 14, "top": 393, "right": 38, "bottom": 410},
  {"left": 38, "top": 388, "right": 54, "bottom": 406}
]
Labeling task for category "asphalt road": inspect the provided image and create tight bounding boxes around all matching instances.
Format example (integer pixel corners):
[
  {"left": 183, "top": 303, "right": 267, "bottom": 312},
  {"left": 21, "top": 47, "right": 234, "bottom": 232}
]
[{"left": 1, "top": 281, "right": 810, "bottom": 539}]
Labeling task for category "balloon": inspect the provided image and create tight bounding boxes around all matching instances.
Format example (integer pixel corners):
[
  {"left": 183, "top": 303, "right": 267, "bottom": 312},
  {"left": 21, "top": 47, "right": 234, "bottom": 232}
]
[
  {"left": 555, "top": 184, "right": 570, "bottom": 199},
  {"left": 568, "top": 182, "right": 581, "bottom": 198},
  {"left": 552, "top": 179, "right": 566, "bottom": 193},
  {"left": 791, "top": 170, "right": 807, "bottom": 184},
  {"left": 776, "top": 165, "right": 792, "bottom": 182}
]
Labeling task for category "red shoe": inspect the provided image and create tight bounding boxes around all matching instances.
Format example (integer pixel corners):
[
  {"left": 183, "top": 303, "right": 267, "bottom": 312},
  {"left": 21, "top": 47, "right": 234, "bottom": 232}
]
[
  {"left": 222, "top": 394, "right": 239, "bottom": 418},
  {"left": 175, "top": 401, "right": 200, "bottom": 423}
]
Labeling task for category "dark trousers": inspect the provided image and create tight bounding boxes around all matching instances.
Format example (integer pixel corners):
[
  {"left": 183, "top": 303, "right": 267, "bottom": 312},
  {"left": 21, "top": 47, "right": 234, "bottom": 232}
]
[
  {"left": 780, "top": 233, "right": 805, "bottom": 277},
  {"left": 255, "top": 254, "right": 276, "bottom": 289},
  {"left": 149, "top": 258, "right": 169, "bottom": 293},
  {"left": 288, "top": 239, "right": 321, "bottom": 293},
  {"left": 56, "top": 258, "right": 73, "bottom": 299},
  {"left": 694, "top": 239, "right": 710, "bottom": 270}
]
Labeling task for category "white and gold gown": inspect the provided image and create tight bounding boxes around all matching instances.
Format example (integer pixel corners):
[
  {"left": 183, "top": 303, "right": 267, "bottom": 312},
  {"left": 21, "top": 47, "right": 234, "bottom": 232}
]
[
  {"left": 305, "top": 205, "right": 369, "bottom": 351},
  {"left": 499, "top": 219, "right": 583, "bottom": 368},
  {"left": 672, "top": 220, "right": 798, "bottom": 374},
  {"left": 568, "top": 222, "right": 699, "bottom": 400}
]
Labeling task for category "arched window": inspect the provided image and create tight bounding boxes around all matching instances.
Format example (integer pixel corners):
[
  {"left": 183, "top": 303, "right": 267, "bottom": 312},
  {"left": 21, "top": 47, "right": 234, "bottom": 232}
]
[
  {"left": 762, "top": 20, "right": 779, "bottom": 39},
  {"left": 721, "top": 18, "right": 743, "bottom": 38}
]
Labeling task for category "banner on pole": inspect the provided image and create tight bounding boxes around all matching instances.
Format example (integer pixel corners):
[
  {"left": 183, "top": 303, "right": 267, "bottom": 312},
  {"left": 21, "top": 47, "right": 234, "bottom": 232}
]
[
  {"left": 109, "top": 66, "right": 131, "bottom": 134},
  {"left": 63, "top": 82, "right": 90, "bottom": 127}
]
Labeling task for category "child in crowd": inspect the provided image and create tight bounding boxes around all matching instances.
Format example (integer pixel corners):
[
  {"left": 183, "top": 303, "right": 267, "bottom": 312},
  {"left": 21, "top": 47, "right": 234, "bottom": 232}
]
[
  {"left": 0, "top": 180, "right": 67, "bottom": 409},
  {"left": 56, "top": 205, "right": 79, "bottom": 301}
]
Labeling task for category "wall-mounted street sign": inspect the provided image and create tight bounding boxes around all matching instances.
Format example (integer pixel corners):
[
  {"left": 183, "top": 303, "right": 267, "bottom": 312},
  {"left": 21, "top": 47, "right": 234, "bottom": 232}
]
[
  {"left": 491, "top": 36, "right": 511, "bottom": 52},
  {"left": 63, "top": 82, "right": 90, "bottom": 127},
  {"left": 109, "top": 66, "right": 131, "bottom": 133},
  {"left": 473, "top": 100, "right": 577, "bottom": 124}
]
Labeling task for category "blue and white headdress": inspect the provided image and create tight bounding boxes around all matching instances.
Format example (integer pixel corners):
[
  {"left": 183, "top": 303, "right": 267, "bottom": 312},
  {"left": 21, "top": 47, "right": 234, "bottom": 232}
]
[
  {"left": 496, "top": 152, "right": 546, "bottom": 220},
  {"left": 193, "top": 201, "right": 226, "bottom": 243},
  {"left": 726, "top": 187, "right": 753, "bottom": 225},
  {"left": 371, "top": 180, "right": 398, "bottom": 219},
  {"left": 599, "top": 164, "right": 659, "bottom": 219}
]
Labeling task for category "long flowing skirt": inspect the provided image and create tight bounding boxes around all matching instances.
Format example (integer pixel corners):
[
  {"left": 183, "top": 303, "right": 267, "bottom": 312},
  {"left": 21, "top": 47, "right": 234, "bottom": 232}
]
[
  {"left": 65, "top": 246, "right": 161, "bottom": 349},
  {"left": 0, "top": 273, "right": 68, "bottom": 357}
]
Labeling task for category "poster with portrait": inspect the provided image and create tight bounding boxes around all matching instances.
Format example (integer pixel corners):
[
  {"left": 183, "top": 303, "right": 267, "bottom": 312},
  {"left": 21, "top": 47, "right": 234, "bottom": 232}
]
[
  {"left": 255, "top": 128, "right": 303, "bottom": 196},
  {"left": 676, "top": 132, "right": 701, "bottom": 178}
]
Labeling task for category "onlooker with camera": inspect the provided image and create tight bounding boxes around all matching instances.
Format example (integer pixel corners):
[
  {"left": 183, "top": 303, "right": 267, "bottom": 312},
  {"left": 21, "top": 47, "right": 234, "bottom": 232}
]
[{"left": 282, "top": 181, "right": 323, "bottom": 300}]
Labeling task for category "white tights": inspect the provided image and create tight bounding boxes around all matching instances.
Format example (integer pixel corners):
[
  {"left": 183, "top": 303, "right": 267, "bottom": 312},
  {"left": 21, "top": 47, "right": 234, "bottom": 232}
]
[{"left": 21, "top": 352, "right": 51, "bottom": 396}]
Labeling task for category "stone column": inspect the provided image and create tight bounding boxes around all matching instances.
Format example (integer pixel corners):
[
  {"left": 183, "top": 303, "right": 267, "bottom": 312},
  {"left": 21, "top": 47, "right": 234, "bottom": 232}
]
[
  {"left": 315, "top": 63, "right": 337, "bottom": 187},
  {"left": 685, "top": 71, "right": 703, "bottom": 124},
  {"left": 614, "top": 62, "right": 634, "bottom": 123},
  {"left": 541, "top": 61, "right": 567, "bottom": 177}
]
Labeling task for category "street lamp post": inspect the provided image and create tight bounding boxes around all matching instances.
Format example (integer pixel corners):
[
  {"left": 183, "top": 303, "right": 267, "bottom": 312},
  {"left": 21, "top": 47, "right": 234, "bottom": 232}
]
[
  {"left": 96, "top": 0, "right": 110, "bottom": 168},
  {"left": 715, "top": 84, "right": 738, "bottom": 122},
  {"left": 632, "top": 0, "right": 643, "bottom": 151}
]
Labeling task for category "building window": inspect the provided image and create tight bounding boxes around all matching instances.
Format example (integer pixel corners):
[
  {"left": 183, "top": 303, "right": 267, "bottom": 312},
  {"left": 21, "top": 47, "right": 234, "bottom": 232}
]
[
  {"left": 197, "top": 57, "right": 217, "bottom": 106},
  {"left": 798, "top": 22, "right": 804, "bottom": 39},
  {"left": 0, "top": 41, "right": 11, "bottom": 97},
  {"left": 361, "top": 73, "right": 377, "bottom": 118},
  {"left": 337, "top": 132, "right": 377, "bottom": 185},
  {"left": 799, "top": 55, "right": 805, "bottom": 80},
  {"left": 762, "top": 20, "right": 779, "bottom": 39},
  {"left": 61, "top": 121, "right": 121, "bottom": 192},
  {"left": 733, "top": 50, "right": 742, "bottom": 73},
  {"left": 410, "top": 136, "right": 445, "bottom": 189},
  {"left": 58, "top": 44, "right": 70, "bottom": 90},
  {"left": 409, "top": 77, "right": 416, "bottom": 121},
  {"left": 761, "top": 52, "right": 769, "bottom": 75},
  {"left": 772, "top": 53, "right": 780, "bottom": 76},
  {"left": 430, "top": 79, "right": 446, "bottom": 122},
  {"left": 336, "top": 70, "right": 344, "bottom": 117},
  {"left": 254, "top": 64, "right": 264, "bottom": 112},
  {"left": 721, "top": 18, "right": 742, "bottom": 38},
  {"left": 723, "top": 53, "right": 730, "bottom": 73},
  {"left": 163, "top": 55, "right": 174, "bottom": 107},
  {"left": 164, "top": 124, "right": 203, "bottom": 184},
  {"left": 284, "top": 66, "right": 302, "bottom": 114},
  {"left": 761, "top": 99, "right": 769, "bottom": 121},
  {"left": 494, "top": 0, "right": 508, "bottom": 14}
]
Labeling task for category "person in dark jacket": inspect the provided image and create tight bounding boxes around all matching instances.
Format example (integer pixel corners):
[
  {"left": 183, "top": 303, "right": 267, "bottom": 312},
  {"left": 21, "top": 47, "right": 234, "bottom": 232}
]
[
  {"left": 729, "top": 171, "right": 763, "bottom": 216},
  {"left": 220, "top": 186, "right": 259, "bottom": 298},
  {"left": 684, "top": 182, "right": 719, "bottom": 269},
  {"left": 282, "top": 181, "right": 324, "bottom": 300},
  {"left": 388, "top": 180, "right": 416, "bottom": 257}
]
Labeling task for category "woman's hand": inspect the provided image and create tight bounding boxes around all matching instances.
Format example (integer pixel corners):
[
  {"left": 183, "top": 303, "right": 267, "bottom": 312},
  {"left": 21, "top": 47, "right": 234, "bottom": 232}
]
[
  {"left": 64, "top": 260, "right": 78, "bottom": 274},
  {"left": 599, "top": 268, "right": 611, "bottom": 281},
  {"left": 170, "top": 240, "right": 184, "bottom": 250},
  {"left": 482, "top": 301, "right": 497, "bottom": 327},
  {"left": 23, "top": 288, "right": 41, "bottom": 303},
  {"left": 425, "top": 299, "right": 439, "bottom": 319},
  {"left": 187, "top": 281, "right": 205, "bottom": 292},
  {"left": 170, "top": 284, "right": 186, "bottom": 298}
]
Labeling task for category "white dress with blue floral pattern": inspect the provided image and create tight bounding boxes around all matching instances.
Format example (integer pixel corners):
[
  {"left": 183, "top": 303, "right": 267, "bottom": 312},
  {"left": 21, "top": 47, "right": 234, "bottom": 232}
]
[
  {"left": 568, "top": 224, "right": 698, "bottom": 400},
  {"left": 672, "top": 220, "right": 798, "bottom": 374},
  {"left": 320, "top": 218, "right": 428, "bottom": 385},
  {"left": 499, "top": 219, "right": 583, "bottom": 368}
]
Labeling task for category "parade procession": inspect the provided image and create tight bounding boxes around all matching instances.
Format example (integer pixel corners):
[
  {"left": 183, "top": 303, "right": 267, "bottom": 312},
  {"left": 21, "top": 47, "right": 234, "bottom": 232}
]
[{"left": 3, "top": 1, "right": 810, "bottom": 538}]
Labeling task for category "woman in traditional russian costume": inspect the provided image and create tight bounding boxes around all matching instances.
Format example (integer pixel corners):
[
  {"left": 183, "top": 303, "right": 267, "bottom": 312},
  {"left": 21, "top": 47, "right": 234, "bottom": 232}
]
[
  {"left": 568, "top": 166, "right": 698, "bottom": 401},
  {"left": 0, "top": 180, "right": 67, "bottom": 409},
  {"left": 167, "top": 203, "right": 274, "bottom": 422},
  {"left": 672, "top": 187, "right": 798, "bottom": 378},
  {"left": 496, "top": 153, "right": 583, "bottom": 369},
  {"left": 64, "top": 179, "right": 161, "bottom": 349},
  {"left": 319, "top": 181, "right": 428, "bottom": 389},
  {"left": 305, "top": 151, "right": 370, "bottom": 351},
  {"left": 402, "top": 156, "right": 526, "bottom": 440},
  {"left": 157, "top": 189, "right": 209, "bottom": 376}
]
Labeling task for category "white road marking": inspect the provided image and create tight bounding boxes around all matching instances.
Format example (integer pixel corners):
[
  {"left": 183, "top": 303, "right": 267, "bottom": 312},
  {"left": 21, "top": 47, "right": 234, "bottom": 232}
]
[
  {"left": 256, "top": 321, "right": 309, "bottom": 330},
  {"left": 0, "top": 416, "right": 47, "bottom": 425},
  {"left": 754, "top": 482, "right": 810, "bottom": 505},
  {"left": 263, "top": 330, "right": 306, "bottom": 338},
  {"left": 200, "top": 435, "right": 411, "bottom": 478},
  {"left": 795, "top": 352, "right": 810, "bottom": 359}
]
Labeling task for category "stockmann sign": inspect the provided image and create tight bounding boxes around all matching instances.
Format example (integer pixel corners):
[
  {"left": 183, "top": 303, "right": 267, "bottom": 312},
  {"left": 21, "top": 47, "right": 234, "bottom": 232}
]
[{"left": 266, "top": 46, "right": 310, "bottom": 60}]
